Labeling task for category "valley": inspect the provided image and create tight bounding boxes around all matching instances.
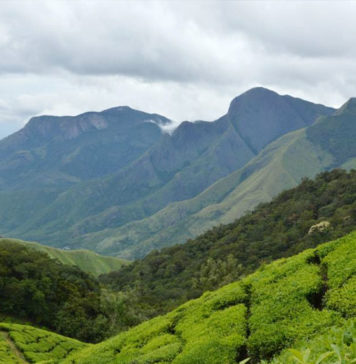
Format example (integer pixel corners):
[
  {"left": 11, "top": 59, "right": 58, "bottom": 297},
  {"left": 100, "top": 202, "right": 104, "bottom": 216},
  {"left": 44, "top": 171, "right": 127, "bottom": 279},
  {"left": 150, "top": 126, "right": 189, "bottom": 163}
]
[{"left": 1, "top": 2, "right": 355, "bottom": 363}]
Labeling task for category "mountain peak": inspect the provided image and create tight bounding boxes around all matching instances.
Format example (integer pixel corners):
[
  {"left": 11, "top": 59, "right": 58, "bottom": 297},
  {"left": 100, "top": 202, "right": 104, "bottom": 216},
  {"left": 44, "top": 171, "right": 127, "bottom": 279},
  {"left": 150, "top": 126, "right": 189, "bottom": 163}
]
[
  {"left": 337, "top": 97, "right": 356, "bottom": 115},
  {"left": 241, "top": 86, "right": 278, "bottom": 96},
  {"left": 228, "top": 87, "right": 278, "bottom": 113},
  {"left": 20, "top": 106, "right": 171, "bottom": 142},
  {"left": 226, "top": 87, "right": 334, "bottom": 153}
]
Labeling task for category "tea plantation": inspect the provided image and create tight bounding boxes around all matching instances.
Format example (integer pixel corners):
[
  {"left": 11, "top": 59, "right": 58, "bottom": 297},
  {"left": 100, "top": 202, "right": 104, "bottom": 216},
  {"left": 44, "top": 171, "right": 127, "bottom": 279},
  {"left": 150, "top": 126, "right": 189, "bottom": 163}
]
[
  {"left": 66, "top": 231, "right": 356, "bottom": 363},
  {"left": 0, "top": 323, "right": 88, "bottom": 363},
  {"left": 1, "top": 231, "right": 355, "bottom": 363}
]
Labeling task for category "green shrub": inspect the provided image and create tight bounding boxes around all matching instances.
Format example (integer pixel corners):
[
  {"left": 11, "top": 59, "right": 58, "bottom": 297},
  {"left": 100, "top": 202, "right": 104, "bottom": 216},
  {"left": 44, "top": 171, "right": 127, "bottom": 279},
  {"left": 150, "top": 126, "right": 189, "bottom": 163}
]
[
  {"left": 0, "top": 323, "right": 88, "bottom": 363},
  {"left": 3, "top": 230, "right": 355, "bottom": 364}
]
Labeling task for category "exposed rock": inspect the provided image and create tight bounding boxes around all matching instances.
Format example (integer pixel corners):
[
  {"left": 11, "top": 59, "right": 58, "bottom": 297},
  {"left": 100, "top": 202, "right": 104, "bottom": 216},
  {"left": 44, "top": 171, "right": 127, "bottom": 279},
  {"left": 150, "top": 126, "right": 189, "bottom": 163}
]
[{"left": 308, "top": 221, "right": 330, "bottom": 234}]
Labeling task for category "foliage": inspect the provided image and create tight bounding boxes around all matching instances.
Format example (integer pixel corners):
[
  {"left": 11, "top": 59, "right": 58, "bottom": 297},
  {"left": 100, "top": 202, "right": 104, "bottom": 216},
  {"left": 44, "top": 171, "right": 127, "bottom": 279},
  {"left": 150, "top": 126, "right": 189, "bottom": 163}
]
[
  {"left": 192, "top": 254, "right": 243, "bottom": 292},
  {"left": 101, "top": 169, "right": 356, "bottom": 320},
  {"left": 63, "top": 282, "right": 248, "bottom": 364},
  {"left": 0, "top": 331, "right": 22, "bottom": 364},
  {"left": 0, "top": 229, "right": 354, "bottom": 363},
  {"left": 269, "top": 320, "right": 356, "bottom": 363},
  {"left": 61, "top": 230, "right": 356, "bottom": 363},
  {"left": 0, "top": 241, "right": 133, "bottom": 343},
  {"left": 0, "top": 323, "right": 88, "bottom": 363}
]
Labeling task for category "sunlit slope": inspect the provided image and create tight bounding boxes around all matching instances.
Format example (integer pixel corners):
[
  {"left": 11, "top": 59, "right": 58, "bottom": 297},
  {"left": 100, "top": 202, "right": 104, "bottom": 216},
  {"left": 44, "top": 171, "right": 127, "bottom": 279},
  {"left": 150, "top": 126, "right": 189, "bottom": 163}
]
[
  {"left": 93, "top": 97, "right": 356, "bottom": 259},
  {"left": 0, "top": 88, "right": 334, "bottom": 258},
  {"left": 0, "top": 323, "right": 88, "bottom": 363},
  {"left": 65, "top": 231, "right": 356, "bottom": 364},
  {"left": 0, "top": 238, "right": 128, "bottom": 276},
  {"left": 84, "top": 128, "right": 334, "bottom": 259}
]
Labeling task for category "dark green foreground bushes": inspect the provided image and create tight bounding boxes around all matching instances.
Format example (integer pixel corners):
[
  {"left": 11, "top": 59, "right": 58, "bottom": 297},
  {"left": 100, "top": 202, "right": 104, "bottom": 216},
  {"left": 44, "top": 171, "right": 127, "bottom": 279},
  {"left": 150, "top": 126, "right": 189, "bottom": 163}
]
[
  {"left": 0, "top": 241, "right": 106, "bottom": 342},
  {"left": 0, "top": 241, "right": 142, "bottom": 343}
]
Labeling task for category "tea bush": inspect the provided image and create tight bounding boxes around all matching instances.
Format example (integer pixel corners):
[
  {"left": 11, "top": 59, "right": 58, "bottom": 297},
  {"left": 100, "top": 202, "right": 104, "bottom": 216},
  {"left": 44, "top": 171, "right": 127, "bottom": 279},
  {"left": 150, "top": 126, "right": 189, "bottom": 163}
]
[
  {"left": 0, "top": 323, "right": 88, "bottom": 363},
  {"left": 64, "top": 232, "right": 356, "bottom": 363}
]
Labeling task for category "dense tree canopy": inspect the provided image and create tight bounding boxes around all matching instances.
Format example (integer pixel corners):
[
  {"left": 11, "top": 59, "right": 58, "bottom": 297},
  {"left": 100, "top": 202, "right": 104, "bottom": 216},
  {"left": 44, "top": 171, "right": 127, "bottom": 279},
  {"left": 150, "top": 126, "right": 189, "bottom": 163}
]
[{"left": 0, "top": 241, "right": 140, "bottom": 342}]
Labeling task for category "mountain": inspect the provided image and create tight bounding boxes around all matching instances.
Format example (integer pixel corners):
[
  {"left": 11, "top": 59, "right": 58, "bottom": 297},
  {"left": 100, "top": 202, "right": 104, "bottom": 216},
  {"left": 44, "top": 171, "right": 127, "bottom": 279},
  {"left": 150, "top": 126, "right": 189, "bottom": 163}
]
[
  {"left": 0, "top": 87, "right": 334, "bottom": 256},
  {"left": 2, "top": 230, "right": 354, "bottom": 363},
  {"left": 101, "top": 169, "right": 356, "bottom": 315},
  {"left": 91, "top": 94, "right": 356, "bottom": 259},
  {"left": 0, "top": 106, "right": 169, "bottom": 189},
  {"left": 0, "top": 238, "right": 128, "bottom": 276}
]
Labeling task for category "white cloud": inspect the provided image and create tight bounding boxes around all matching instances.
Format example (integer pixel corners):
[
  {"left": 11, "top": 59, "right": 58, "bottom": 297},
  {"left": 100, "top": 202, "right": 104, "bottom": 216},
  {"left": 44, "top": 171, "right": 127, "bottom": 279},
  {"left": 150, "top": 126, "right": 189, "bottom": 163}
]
[{"left": 0, "top": 0, "right": 355, "bottom": 138}]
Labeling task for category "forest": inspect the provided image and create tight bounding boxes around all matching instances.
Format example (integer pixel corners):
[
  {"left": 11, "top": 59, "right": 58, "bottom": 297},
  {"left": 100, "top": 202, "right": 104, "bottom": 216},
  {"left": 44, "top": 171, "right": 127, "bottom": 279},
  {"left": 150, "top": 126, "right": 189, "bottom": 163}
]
[{"left": 0, "top": 241, "right": 137, "bottom": 343}]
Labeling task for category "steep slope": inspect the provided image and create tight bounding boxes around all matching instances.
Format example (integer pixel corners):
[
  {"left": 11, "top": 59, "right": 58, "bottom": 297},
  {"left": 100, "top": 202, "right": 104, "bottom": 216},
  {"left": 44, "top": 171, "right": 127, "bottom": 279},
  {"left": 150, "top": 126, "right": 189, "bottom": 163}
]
[
  {"left": 65, "top": 231, "right": 356, "bottom": 364},
  {"left": 101, "top": 169, "right": 356, "bottom": 314},
  {"left": 0, "top": 88, "right": 334, "bottom": 253},
  {"left": 0, "top": 232, "right": 354, "bottom": 363},
  {"left": 0, "top": 238, "right": 128, "bottom": 276},
  {"left": 227, "top": 86, "right": 331, "bottom": 152},
  {"left": 94, "top": 96, "right": 356, "bottom": 259}
]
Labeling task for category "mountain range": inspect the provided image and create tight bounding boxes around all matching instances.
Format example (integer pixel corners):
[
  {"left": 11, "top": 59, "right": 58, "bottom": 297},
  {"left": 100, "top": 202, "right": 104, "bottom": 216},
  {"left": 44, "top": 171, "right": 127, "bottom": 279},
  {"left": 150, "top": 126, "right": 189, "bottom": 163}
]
[{"left": 2, "top": 87, "right": 356, "bottom": 259}]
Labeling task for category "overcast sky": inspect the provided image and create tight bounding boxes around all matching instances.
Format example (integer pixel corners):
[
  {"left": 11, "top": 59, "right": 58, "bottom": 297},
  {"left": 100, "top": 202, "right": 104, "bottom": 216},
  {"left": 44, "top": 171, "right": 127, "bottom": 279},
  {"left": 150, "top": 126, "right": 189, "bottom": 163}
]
[{"left": 0, "top": 0, "right": 356, "bottom": 138}]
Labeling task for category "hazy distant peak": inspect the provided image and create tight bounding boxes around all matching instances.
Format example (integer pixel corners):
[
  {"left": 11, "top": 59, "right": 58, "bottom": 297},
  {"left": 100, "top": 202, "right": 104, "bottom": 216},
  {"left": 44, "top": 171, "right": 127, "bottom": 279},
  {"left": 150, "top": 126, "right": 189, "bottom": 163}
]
[
  {"left": 228, "top": 87, "right": 279, "bottom": 111},
  {"left": 226, "top": 86, "right": 334, "bottom": 153},
  {"left": 19, "top": 105, "right": 173, "bottom": 142},
  {"left": 240, "top": 86, "right": 279, "bottom": 97},
  {"left": 102, "top": 105, "right": 132, "bottom": 113},
  {"left": 336, "top": 97, "right": 356, "bottom": 115}
]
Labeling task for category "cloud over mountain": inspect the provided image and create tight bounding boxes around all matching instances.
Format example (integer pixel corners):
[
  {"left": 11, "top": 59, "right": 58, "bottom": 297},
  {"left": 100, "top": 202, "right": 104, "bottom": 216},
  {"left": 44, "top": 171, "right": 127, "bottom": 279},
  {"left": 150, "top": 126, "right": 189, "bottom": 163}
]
[{"left": 0, "top": 1, "right": 355, "bottom": 137}]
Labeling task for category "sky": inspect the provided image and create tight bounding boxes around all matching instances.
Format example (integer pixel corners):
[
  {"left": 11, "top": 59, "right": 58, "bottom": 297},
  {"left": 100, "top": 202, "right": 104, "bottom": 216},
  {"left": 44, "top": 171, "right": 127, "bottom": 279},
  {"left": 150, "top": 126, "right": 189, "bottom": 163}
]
[{"left": 0, "top": 0, "right": 356, "bottom": 138}]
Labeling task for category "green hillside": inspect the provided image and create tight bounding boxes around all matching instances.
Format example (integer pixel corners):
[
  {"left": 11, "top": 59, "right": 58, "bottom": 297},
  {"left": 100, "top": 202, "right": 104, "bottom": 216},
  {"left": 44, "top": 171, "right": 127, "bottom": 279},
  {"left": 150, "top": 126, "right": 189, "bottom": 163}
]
[
  {"left": 102, "top": 169, "right": 356, "bottom": 316},
  {"left": 0, "top": 88, "right": 334, "bottom": 257},
  {"left": 0, "top": 323, "right": 89, "bottom": 363},
  {"left": 0, "top": 238, "right": 128, "bottom": 276},
  {"left": 66, "top": 231, "right": 356, "bottom": 363},
  {"left": 91, "top": 95, "right": 356, "bottom": 259},
  {"left": 0, "top": 241, "right": 131, "bottom": 343},
  {"left": 0, "top": 231, "right": 354, "bottom": 363},
  {"left": 80, "top": 129, "right": 328, "bottom": 259}
]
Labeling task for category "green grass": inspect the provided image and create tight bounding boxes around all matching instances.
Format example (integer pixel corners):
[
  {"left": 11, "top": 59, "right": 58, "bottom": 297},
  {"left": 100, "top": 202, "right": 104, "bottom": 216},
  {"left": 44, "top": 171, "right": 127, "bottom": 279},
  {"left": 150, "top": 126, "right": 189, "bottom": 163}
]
[{"left": 0, "top": 238, "right": 128, "bottom": 276}]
